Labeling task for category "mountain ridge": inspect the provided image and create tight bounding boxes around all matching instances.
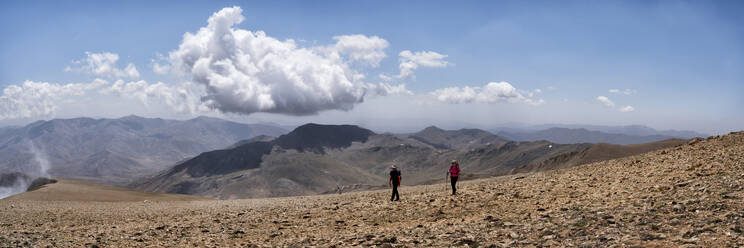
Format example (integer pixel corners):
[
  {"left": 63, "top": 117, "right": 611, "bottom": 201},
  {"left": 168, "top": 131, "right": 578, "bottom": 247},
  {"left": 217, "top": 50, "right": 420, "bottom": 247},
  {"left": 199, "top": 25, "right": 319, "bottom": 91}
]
[
  {"left": 0, "top": 115, "right": 287, "bottom": 186},
  {"left": 136, "top": 124, "right": 685, "bottom": 199},
  {"left": 410, "top": 126, "right": 509, "bottom": 150}
]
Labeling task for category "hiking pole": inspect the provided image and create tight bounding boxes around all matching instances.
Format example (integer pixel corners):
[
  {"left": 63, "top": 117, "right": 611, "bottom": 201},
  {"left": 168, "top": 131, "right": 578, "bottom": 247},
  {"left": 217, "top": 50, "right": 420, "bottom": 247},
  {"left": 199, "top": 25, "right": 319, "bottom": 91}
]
[{"left": 445, "top": 173, "right": 449, "bottom": 193}]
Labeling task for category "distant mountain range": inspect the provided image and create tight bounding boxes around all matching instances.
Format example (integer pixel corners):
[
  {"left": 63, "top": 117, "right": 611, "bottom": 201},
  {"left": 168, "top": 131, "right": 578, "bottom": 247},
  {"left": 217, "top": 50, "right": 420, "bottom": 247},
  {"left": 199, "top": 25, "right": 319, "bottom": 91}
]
[
  {"left": 495, "top": 124, "right": 707, "bottom": 139},
  {"left": 136, "top": 124, "right": 686, "bottom": 199},
  {"left": 0, "top": 117, "right": 696, "bottom": 199},
  {"left": 0, "top": 116, "right": 287, "bottom": 185},
  {"left": 409, "top": 126, "right": 510, "bottom": 150},
  {"left": 497, "top": 127, "right": 681, "bottom": 145}
]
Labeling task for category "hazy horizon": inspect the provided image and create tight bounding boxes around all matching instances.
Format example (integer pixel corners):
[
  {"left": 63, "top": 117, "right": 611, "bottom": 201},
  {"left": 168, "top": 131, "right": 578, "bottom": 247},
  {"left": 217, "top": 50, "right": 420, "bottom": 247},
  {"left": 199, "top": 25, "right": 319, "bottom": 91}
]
[{"left": 0, "top": 113, "right": 714, "bottom": 137}]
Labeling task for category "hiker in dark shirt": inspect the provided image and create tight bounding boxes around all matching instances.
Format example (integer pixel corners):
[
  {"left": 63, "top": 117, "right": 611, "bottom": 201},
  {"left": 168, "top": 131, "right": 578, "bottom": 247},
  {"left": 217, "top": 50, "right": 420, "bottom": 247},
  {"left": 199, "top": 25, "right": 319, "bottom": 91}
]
[{"left": 389, "top": 165, "right": 401, "bottom": 201}]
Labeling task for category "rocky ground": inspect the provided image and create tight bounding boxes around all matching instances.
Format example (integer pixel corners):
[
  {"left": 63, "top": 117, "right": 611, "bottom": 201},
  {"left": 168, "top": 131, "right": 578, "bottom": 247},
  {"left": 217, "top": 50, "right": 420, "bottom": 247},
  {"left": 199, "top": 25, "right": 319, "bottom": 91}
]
[{"left": 1, "top": 131, "right": 743, "bottom": 247}]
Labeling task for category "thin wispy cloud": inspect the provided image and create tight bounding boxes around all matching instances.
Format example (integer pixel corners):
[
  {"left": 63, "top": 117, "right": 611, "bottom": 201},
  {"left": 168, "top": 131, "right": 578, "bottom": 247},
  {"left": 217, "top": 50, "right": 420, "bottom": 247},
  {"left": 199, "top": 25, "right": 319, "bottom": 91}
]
[
  {"left": 609, "top": 89, "right": 636, "bottom": 95},
  {"left": 431, "top": 81, "right": 544, "bottom": 106},
  {"left": 598, "top": 96, "right": 637, "bottom": 112},
  {"left": 392, "top": 50, "right": 450, "bottom": 80}
]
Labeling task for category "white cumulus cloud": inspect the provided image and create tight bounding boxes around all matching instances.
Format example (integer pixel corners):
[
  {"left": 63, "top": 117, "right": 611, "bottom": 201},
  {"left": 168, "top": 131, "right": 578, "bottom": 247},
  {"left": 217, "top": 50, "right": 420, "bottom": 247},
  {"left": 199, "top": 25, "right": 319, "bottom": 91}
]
[
  {"left": 0, "top": 79, "right": 107, "bottom": 119},
  {"left": 619, "top": 105, "right": 635, "bottom": 112},
  {"left": 596, "top": 96, "right": 615, "bottom": 107},
  {"left": 66, "top": 52, "right": 140, "bottom": 79},
  {"left": 164, "top": 6, "right": 404, "bottom": 116},
  {"left": 102, "top": 80, "right": 210, "bottom": 114},
  {"left": 367, "top": 83, "right": 413, "bottom": 96},
  {"left": 0, "top": 7, "right": 415, "bottom": 120},
  {"left": 151, "top": 53, "right": 171, "bottom": 75},
  {"left": 152, "top": 63, "right": 170, "bottom": 75},
  {"left": 332, "top": 34, "right": 389, "bottom": 67},
  {"left": 395, "top": 50, "right": 450, "bottom": 79},
  {"left": 430, "top": 81, "right": 544, "bottom": 105},
  {"left": 0, "top": 78, "right": 216, "bottom": 120}
]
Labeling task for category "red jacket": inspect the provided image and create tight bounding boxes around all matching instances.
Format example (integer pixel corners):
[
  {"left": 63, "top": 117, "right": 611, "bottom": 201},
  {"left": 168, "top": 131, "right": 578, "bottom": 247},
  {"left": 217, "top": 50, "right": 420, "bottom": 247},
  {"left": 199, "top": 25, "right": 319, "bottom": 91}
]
[{"left": 448, "top": 164, "right": 460, "bottom": 177}]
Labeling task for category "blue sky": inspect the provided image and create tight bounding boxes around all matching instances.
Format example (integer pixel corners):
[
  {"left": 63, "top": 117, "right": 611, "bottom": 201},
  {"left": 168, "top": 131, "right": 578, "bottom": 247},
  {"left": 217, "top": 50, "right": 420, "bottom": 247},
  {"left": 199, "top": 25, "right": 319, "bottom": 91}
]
[{"left": 0, "top": 1, "right": 742, "bottom": 134}]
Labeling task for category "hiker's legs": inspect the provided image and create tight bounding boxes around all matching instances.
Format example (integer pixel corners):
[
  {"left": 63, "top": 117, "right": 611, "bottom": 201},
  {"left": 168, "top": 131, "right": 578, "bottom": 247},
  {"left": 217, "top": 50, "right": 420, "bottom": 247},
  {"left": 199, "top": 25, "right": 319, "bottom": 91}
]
[
  {"left": 450, "top": 177, "right": 458, "bottom": 195},
  {"left": 390, "top": 186, "right": 394, "bottom": 201},
  {"left": 394, "top": 185, "right": 399, "bottom": 200},
  {"left": 391, "top": 184, "right": 399, "bottom": 201},
  {"left": 395, "top": 184, "right": 400, "bottom": 200}
]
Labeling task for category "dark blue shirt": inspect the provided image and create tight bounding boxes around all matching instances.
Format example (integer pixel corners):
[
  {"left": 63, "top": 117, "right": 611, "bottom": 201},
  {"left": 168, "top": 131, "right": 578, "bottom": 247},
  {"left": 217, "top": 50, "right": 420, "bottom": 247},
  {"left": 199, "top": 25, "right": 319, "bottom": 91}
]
[{"left": 390, "top": 170, "right": 401, "bottom": 185}]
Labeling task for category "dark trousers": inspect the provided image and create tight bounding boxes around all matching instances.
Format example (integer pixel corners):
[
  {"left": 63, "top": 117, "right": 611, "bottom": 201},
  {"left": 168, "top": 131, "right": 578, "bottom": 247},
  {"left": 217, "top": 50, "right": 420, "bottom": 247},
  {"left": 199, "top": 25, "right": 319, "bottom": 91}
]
[
  {"left": 391, "top": 183, "right": 400, "bottom": 201},
  {"left": 450, "top": 176, "right": 458, "bottom": 195}
]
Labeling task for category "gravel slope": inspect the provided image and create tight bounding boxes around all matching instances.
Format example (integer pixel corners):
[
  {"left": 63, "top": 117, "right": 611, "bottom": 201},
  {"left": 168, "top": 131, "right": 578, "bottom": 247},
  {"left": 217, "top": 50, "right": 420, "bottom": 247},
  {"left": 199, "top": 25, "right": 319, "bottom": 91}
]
[{"left": 1, "top": 131, "right": 742, "bottom": 247}]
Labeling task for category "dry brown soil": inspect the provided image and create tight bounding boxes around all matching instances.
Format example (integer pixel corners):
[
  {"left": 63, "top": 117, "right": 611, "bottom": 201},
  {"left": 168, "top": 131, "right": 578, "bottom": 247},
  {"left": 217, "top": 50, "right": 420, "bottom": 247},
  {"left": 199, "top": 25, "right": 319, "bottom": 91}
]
[{"left": 1, "top": 132, "right": 743, "bottom": 247}]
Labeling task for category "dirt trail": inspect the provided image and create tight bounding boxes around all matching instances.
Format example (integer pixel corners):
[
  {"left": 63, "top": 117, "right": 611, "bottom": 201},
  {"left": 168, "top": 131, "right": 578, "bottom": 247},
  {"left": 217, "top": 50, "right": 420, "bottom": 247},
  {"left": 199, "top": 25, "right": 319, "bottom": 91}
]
[{"left": 1, "top": 132, "right": 743, "bottom": 247}]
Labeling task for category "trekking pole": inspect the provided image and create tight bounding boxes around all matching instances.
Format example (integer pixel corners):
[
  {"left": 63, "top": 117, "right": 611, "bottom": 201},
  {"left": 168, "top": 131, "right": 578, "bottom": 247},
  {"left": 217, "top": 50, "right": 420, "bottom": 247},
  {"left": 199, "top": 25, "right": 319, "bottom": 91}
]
[{"left": 445, "top": 173, "right": 448, "bottom": 193}]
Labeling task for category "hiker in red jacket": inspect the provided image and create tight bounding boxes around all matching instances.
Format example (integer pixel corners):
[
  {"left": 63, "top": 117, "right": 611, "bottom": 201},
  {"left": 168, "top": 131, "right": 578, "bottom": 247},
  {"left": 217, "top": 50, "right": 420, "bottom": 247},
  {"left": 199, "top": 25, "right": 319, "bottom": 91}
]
[{"left": 447, "top": 160, "right": 461, "bottom": 195}]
